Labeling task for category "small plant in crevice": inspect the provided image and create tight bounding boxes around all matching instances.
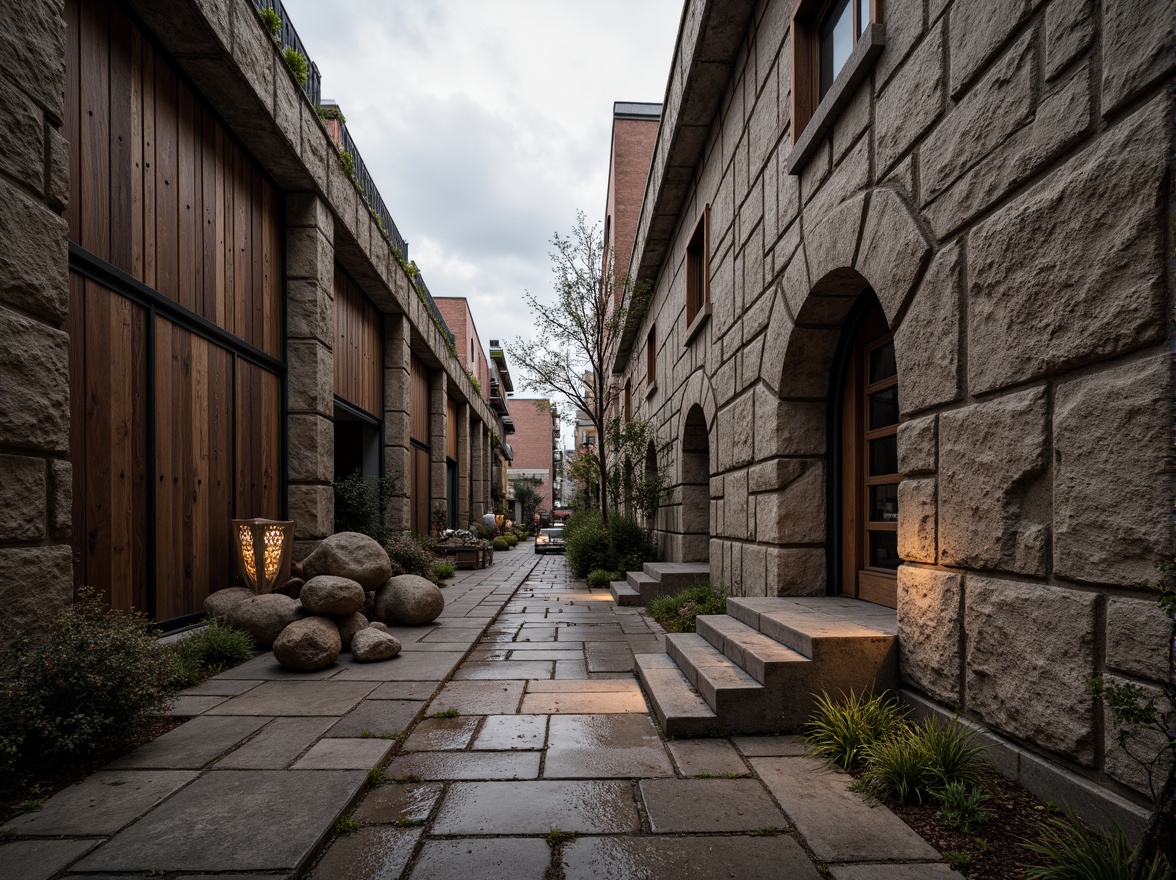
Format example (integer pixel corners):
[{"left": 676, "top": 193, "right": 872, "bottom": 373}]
[
  {"left": 258, "top": 6, "right": 281, "bottom": 40},
  {"left": 283, "top": 47, "right": 308, "bottom": 87},
  {"left": 317, "top": 104, "right": 346, "bottom": 125},
  {"left": 367, "top": 766, "right": 385, "bottom": 785},
  {"left": 337, "top": 148, "right": 355, "bottom": 179},
  {"left": 394, "top": 774, "right": 424, "bottom": 785},
  {"left": 466, "top": 370, "right": 481, "bottom": 396},
  {"left": 333, "top": 815, "right": 361, "bottom": 834},
  {"left": 430, "top": 708, "right": 460, "bottom": 719}
]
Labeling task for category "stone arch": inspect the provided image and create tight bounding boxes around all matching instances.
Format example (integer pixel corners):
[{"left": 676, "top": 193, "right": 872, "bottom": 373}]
[
  {"left": 680, "top": 404, "right": 711, "bottom": 563},
  {"left": 675, "top": 368, "right": 718, "bottom": 481}
]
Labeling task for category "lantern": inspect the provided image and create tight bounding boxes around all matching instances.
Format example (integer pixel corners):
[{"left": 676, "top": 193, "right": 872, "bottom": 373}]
[{"left": 232, "top": 518, "right": 294, "bottom": 593}]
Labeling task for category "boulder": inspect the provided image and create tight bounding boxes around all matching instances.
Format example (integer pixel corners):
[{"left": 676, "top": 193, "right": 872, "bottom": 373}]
[
  {"left": 204, "top": 587, "right": 253, "bottom": 622},
  {"left": 367, "top": 621, "right": 390, "bottom": 634},
  {"left": 300, "top": 531, "right": 392, "bottom": 590},
  {"left": 273, "top": 616, "right": 341, "bottom": 671},
  {"left": 300, "top": 575, "right": 365, "bottom": 615},
  {"left": 334, "top": 612, "right": 368, "bottom": 652},
  {"left": 273, "top": 577, "right": 304, "bottom": 600},
  {"left": 226, "top": 593, "right": 301, "bottom": 649},
  {"left": 374, "top": 574, "right": 445, "bottom": 626},
  {"left": 363, "top": 590, "right": 377, "bottom": 620},
  {"left": 351, "top": 627, "right": 402, "bottom": 662}
]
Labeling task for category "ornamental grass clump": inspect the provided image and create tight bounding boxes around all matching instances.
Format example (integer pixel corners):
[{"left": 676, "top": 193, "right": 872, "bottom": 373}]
[
  {"left": 170, "top": 619, "right": 255, "bottom": 687},
  {"left": 1022, "top": 809, "right": 1172, "bottom": 880},
  {"left": 803, "top": 689, "right": 911, "bottom": 772},
  {"left": 0, "top": 589, "right": 177, "bottom": 780}
]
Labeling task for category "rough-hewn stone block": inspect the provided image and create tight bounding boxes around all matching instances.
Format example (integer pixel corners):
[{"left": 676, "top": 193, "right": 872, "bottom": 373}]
[
  {"left": 854, "top": 188, "right": 930, "bottom": 324},
  {"left": 1106, "top": 597, "right": 1170, "bottom": 683},
  {"left": 0, "top": 178, "right": 69, "bottom": 323},
  {"left": 0, "top": 454, "right": 46, "bottom": 541},
  {"left": 897, "top": 566, "right": 960, "bottom": 705},
  {"left": 875, "top": 0, "right": 927, "bottom": 91},
  {"left": 1045, "top": 0, "right": 1094, "bottom": 80},
  {"left": 938, "top": 388, "right": 1049, "bottom": 576},
  {"left": 0, "top": 78, "right": 46, "bottom": 194},
  {"left": 1053, "top": 355, "right": 1170, "bottom": 587},
  {"left": 230, "top": 0, "right": 274, "bottom": 114},
  {"left": 1100, "top": 0, "right": 1173, "bottom": 115},
  {"left": 875, "top": 23, "right": 944, "bottom": 173},
  {"left": 762, "top": 546, "right": 825, "bottom": 597},
  {"left": 893, "top": 243, "right": 960, "bottom": 414},
  {"left": 948, "top": 0, "right": 1039, "bottom": 96},
  {"left": 897, "top": 479, "right": 935, "bottom": 564},
  {"left": 288, "top": 484, "right": 333, "bottom": 541},
  {"left": 897, "top": 415, "right": 935, "bottom": 477},
  {"left": 0, "top": 545, "right": 72, "bottom": 651},
  {"left": 49, "top": 458, "right": 70, "bottom": 538},
  {"left": 965, "top": 576, "right": 1096, "bottom": 764},
  {"left": 0, "top": 0, "right": 65, "bottom": 120},
  {"left": 286, "top": 340, "right": 333, "bottom": 417},
  {"left": 756, "top": 461, "right": 824, "bottom": 544},
  {"left": 921, "top": 31, "right": 1034, "bottom": 203},
  {"left": 1100, "top": 675, "right": 1169, "bottom": 795},
  {"left": 967, "top": 97, "right": 1165, "bottom": 394},
  {"left": 0, "top": 306, "right": 69, "bottom": 453},
  {"left": 287, "top": 414, "right": 333, "bottom": 483}
]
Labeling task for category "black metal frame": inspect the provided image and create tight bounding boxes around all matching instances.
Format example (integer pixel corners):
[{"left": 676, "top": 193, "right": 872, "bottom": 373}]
[{"left": 69, "top": 245, "right": 287, "bottom": 631}]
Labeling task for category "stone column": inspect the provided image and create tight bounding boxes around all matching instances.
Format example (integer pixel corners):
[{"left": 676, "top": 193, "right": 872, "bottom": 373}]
[
  {"left": 470, "top": 418, "right": 485, "bottom": 521},
  {"left": 383, "top": 313, "right": 412, "bottom": 532},
  {"left": 0, "top": 0, "right": 74, "bottom": 646},
  {"left": 457, "top": 399, "right": 471, "bottom": 527},
  {"left": 285, "top": 193, "right": 335, "bottom": 558},
  {"left": 429, "top": 371, "right": 447, "bottom": 531}
]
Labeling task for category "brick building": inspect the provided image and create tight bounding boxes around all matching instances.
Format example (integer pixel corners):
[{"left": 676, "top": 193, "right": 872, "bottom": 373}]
[
  {"left": 506, "top": 398, "right": 558, "bottom": 518},
  {"left": 609, "top": 0, "right": 1174, "bottom": 836},
  {"left": 435, "top": 297, "right": 491, "bottom": 403}
]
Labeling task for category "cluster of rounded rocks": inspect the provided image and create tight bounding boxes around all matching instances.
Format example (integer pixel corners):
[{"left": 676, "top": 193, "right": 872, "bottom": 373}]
[{"left": 204, "top": 532, "right": 446, "bottom": 671}]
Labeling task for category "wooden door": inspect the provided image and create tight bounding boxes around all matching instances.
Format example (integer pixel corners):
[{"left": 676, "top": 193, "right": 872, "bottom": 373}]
[{"left": 841, "top": 302, "right": 899, "bottom": 607}]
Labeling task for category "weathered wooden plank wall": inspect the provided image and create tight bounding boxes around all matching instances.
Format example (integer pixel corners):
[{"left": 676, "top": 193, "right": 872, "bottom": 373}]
[{"left": 333, "top": 267, "right": 383, "bottom": 417}]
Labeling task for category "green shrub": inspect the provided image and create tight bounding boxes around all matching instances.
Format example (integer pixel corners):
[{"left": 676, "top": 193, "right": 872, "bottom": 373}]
[
  {"left": 385, "top": 532, "right": 435, "bottom": 578},
  {"left": 567, "top": 523, "right": 611, "bottom": 577},
  {"left": 431, "top": 561, "right": 456, "bottom": 580},
  {"left": 504, "top": 533, "right": 519, "bottom": 548},
  {"left": 646, "top": 582, "right": 726, "bottom": 633},
  {"left": 803, "top": 690, "right": 910, "bottom": 772},
  {"left": 492, "top": 536, "right": 508, "bottom": 551},
  {"left": 563, "top": 508, "right": 601, "bottom": 544},
  {"left": 283, "top": 47, "right": 308, "bottom": 87},
  {"left": 171, "top": 619, "right": 254, "bottom": 686},
  {"left": 258, "top": 6, "right": 281, "bottom": 39},
  {"left": 1023, "top": 809, "right": 1172, "bottom": 880},
  {"left": 0, "top": 590, "right": 178, "bottom": 776},
  {"left": 334, "top": 471, "right": 397, "bottom": 544},
  {"left": 608, "top": 515, "right": 653, "bottom": 573},
  {"left": 935, "top": 781, "right": 992, "bottom": 832},
  {"left": 586, "top": 569, "right": 615, "bottom": 588}
]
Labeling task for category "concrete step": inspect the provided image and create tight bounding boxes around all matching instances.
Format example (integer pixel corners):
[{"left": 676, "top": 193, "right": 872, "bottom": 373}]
[
  {"left": 625, "top": 571, "right": 666, "bottom": 604},
  {"left": 665, "top": 633, "right": 770, "bottom": 728},
  {"left": 643, "top": 562, "right": 710, "bottom": 592},
  {"left": 695, "top": 614, "right": 810, "bottom": 685},
  {"left": 634, "top": 652, "right": 720, "bottom": 738},
  {"left": 727, "top": 597, "right": 898, "bottom": 696},
  {"left": 610, "top": 581, "right": 641, "bottom": 607}
]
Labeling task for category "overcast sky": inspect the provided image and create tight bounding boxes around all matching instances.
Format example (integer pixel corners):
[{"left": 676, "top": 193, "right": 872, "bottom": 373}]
[{"left": 283, "top": 0, "right": 682, "bottom": 370}]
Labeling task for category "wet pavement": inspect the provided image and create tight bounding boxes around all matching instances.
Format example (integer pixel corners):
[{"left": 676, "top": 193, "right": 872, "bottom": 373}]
[{"left": 0, "top": 547, "right": 961, "bottom": 879}]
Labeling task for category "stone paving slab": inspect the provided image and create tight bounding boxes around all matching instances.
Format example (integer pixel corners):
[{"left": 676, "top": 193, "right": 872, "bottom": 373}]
[
  {"left": 331, "top": 651, "right": 466, "bottom": 681},
  {"left": 408, "top": 837, "right": 551, "bottom": 880},
  {"left": 206, "top": 680, "right": 377, "bottom": 716},
  {"left": 752, "top": 757, "right": 942, "bottom": 862},
  {"left": 387, "top": 750, "right": 541, "bottom": 780},
  {"left": 544, "top": 714, "right": 674, "bottom": 778},
  {"left": 179, "top": 678, "right": 263, "bottom": 696},
  {"left": 586, "top": 641, "right": 636, "bottom": 672},
  {"left": 170, "top": 694, "right": 231, "bottom": 715},
  {"left": 0, "top": 839, "right": 99, "bottom": 880},
  {"left": 830, "top": 865, "right": 965, "bottom": 880},
  {"left": 307, "top": 826, "right": 421, "bottom": 880},
  {"left": 454, "top": 660, "right": 554, "bottom": 679},
  {"left": 666, "top": 738, "right": 749, "bottom": 777},
  {"left": 528, "top": 679, "right": 643, "bottom": 693},
  {"left": 214, "top": 655, "right": 341, "bottom": 680},
  {"left": 352, "top": 782, "right": 444, "bottom": 824},
  {"left": 401, "top": 716, "right": 481, "bottom": 751},
  {"left": 106, "top": 715, "right": 268, "bottom": 769},
  {"left": 433, "top": 780, "right": 640, "bottom": 834},
  {"left": 214, "top": 718, "right": 334, "bottom": 770},
  {"left": 639, "top": 778, "right": 788, "bottom": 832},
  {"left": 521, "top": 688, "right": 648, "bottom": 714},
  {"left": 291, "top": 737, "right": 393, "bottom": 769},
  {"left": 1, "top": 770, "right": 196, "bottom": 836},
  {"left": 368, "top": 680, "right": 441, "bottom": 701},
  {"left": 73, "top": 770, "right": 365, "bottom": 873},
  {"left": 734, "top": 735, "right": 808, "bottom": 756},
  {"left": 326, "top": 698, "right": 422, "bottom": 737},
  {"left": 431, "top": 680, "right": 525, "bottom": 714},
  {"left": 561, "top": 835, "right": 824, "bottom": 880},
  {"left": 472, "top": 714, "right": 548, "bottom": 750}
]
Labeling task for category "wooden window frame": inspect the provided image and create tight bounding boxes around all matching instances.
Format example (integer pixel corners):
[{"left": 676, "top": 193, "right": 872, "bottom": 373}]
[
  {"left": 646, "top": 324, "right": 657, "bottom": 388},
  {"left": 685, "top": 205, "right": 710, "bottom": 331},
  {"left": 791, "top": 0, "right": 883, "bottom": 148},
  {"left": 624, "top": 379, "right": 632, "bottom": 422}
]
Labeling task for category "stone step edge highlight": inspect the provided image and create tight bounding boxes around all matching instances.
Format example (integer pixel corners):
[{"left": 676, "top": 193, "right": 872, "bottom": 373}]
[{"left": 634, "top": 653, "right": 720, "bottom": 738}]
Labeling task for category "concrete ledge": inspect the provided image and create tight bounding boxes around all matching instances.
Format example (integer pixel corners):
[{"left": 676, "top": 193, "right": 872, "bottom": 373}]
[{"left": 901, "top": 689, "right": 1150, "bottom": 840}]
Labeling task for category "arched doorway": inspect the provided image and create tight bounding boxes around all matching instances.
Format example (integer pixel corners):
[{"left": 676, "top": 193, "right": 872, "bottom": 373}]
[
  {"left": 835, "top": 294, "right": 900, "bottom": 607},
  {"left": 681, "top": 405, "right": 710, "bottom": 562}
]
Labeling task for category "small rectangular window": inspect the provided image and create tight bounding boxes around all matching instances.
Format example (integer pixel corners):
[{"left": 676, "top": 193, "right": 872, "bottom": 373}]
[
  {"left": 685, "top": 206, "right": 709, "bottom": 328},
  {"left": 624, "top": 380, "right": 632, "bottom": 421},
  {"left": 646, "top": 325, "right": 656, "bottom": 385}
]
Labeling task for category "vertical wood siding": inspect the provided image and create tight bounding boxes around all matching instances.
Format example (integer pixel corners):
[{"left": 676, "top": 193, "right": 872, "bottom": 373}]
[{"left": 333, "top": 266, "right": 383, "bottom": 417}]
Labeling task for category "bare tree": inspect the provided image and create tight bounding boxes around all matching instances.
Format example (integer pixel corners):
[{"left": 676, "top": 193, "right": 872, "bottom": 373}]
[{"left": 510, "top": 212, "right": 646, "bottom": 527}]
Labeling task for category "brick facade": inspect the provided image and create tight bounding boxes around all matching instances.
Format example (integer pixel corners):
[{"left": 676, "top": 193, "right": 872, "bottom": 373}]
[{"left": 507, "top": 399, "right": 556, "bottom": 515}]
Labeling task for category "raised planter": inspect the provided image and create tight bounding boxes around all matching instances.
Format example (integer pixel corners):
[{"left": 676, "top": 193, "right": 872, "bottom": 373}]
[{"left": 434, "top": 543, "right": 488, "bottom": 570}]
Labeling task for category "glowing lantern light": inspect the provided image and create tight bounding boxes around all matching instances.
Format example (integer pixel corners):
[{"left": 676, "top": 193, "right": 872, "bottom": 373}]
[{"left": 232, "top": 518, "right": 293, "bottom": 593}]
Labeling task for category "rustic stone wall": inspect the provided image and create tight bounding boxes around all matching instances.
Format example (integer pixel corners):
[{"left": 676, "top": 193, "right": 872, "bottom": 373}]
[
  {"left": 0, "top": 0, "right": 73, "bottom": 645},
  {"left": 621, "top": 0, "right": 1173, "bottom": 811}
]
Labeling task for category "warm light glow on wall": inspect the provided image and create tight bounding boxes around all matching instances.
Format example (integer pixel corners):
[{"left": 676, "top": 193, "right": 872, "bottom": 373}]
[{"left": 232, "top": 518, "right": 293, "bottom": 593}]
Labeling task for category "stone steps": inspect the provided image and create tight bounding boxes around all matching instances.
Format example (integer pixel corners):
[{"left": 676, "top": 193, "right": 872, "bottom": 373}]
[
  {"left": 610, "top": 581, "right": 641, "bottom": 606},
  {"left": 636, "top": 597, "right": 897, "bottom": 737},
  {"left": 625, "top": 571, "right": 664, "bottom": 605},
  {"left": 617, "top": 563, "right": 711, "bottom": 606}
]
